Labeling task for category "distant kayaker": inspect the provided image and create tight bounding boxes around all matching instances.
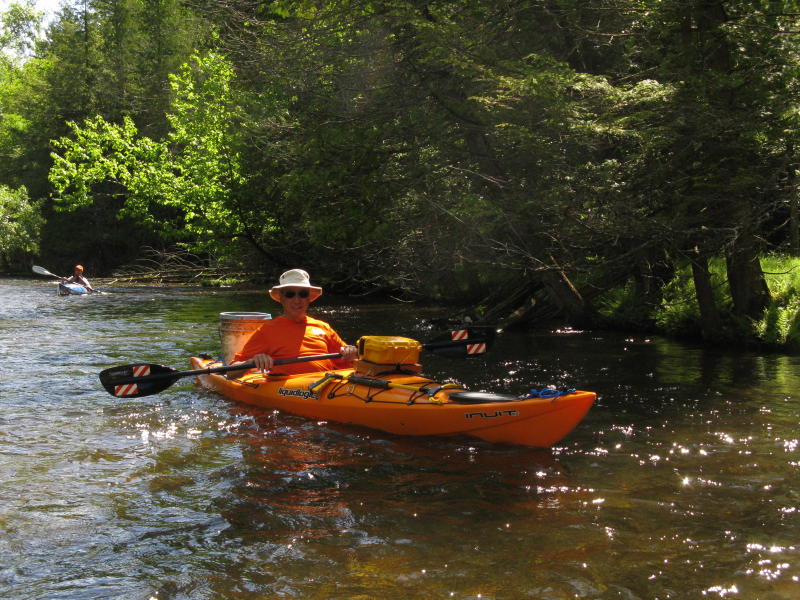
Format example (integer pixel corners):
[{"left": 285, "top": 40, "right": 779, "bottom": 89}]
[
  {"left": 62, "top": 264, "right": 96, "bottom": 292},
  {"left": 226, "top": 269, "right": 358, "bottom": 377}
]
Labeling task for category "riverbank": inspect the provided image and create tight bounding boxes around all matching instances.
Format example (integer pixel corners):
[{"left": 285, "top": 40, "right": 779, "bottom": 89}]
[
  {"left": 18, "top": 250, "right": 800, "bottom": 353},
  {"left": 593, "top": 254, "right": 800, "bottom": 352}
]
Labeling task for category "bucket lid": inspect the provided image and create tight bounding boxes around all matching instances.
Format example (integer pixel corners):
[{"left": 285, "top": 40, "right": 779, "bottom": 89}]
[{"left": 219, "top": 312, "right": 272, "bottom": 320}]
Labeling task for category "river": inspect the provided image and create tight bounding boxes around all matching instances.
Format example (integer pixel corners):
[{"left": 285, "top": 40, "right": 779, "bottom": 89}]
[{"left": 1, "top": 277, "right": 798, "bottom": 599}]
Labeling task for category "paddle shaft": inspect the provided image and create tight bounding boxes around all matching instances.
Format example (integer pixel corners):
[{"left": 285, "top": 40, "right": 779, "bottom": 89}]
[{"left": 423, "top": 337, "right": 487, "bottom": 350}]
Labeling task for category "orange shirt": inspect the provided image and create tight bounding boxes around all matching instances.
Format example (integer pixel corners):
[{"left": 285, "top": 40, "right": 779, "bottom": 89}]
[{"left": 232, "top": 315, "right": 350, "bottom": 374}]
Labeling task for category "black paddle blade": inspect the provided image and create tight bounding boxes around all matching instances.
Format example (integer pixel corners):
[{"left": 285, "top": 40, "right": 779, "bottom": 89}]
[
  {"left": 424, "top": 326, "right": 496, "bottom": 358},
  {"left": 99, "top": 363, "right": 180, "bottom": 398}
]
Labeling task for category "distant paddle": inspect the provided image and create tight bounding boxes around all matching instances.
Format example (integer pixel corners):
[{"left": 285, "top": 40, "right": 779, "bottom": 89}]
[
  {"left": 32, "top": 265, "right": 62, "bottom": 279},
  {"left": 99, "top": 327, "right": 496, "bottom": 398}
]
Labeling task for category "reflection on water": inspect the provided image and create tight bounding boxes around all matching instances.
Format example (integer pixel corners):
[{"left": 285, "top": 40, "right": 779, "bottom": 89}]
[{"left": 1, "top": 277, "right": 799, "bottom": 599}]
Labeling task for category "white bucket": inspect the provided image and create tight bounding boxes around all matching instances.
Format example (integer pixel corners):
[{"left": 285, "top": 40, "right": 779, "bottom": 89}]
[{"left": 219, "top": 312, "right": 272, "bottom": 364}]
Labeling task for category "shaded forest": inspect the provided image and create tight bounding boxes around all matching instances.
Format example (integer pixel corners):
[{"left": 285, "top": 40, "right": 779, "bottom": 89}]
[{"left": 3, "top": 0, "right": 800, "bottom": 345}]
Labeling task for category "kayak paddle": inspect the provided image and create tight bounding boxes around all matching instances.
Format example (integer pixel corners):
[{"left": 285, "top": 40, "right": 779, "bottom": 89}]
[
  {"left": 32, "top": 265, "right": 62, "bottom": 279},
  {"left": 99, "top": 327, "right": 495, "bottom": 398},
  {"left": 100, "top": 353, "right": 344, "bottom": 398}
]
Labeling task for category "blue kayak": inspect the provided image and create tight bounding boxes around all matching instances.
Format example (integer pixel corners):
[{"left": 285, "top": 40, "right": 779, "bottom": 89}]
[{"left": 58, "top": 282, "right": 89, "bottom": 295}]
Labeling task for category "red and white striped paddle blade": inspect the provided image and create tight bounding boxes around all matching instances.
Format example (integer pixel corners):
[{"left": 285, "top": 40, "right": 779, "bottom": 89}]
[
  {"left": 113, "top": 364, "right": 150, "bottom": 396},
  {"left": 99, "top": 363, "right": 178, "bottom": 398},
  {"left": 450, "top": 329, "right": 488, "bottom": 355}
]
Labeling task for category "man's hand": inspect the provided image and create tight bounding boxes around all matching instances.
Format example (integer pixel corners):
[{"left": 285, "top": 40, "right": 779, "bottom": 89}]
[
  {"left": 251, "top": 353, "right": 274, "bottom": 372},
  {"left": 340, "top": 345, "right": 358, "bottom": 361},
  {"left": 225, "top": 354, "right": 273, "bottom": 379}
]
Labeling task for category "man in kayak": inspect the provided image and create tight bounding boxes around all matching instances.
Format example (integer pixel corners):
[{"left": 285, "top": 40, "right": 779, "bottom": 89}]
[
  {"left": 226, "top": 269, "right": 358, "bottom": 377},
  {"left": 62, "top": 264, "right": 96, "bottom": 292}
]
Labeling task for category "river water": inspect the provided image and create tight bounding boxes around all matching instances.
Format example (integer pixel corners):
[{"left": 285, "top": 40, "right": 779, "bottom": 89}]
[{"left": 1, "top": 277, "right": 799, "bottom": 599}]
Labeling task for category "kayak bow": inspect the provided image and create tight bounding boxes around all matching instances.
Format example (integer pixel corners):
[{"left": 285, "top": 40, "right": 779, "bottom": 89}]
[{"left": 58, "top": 282, "right": 89, "bottom": 295}]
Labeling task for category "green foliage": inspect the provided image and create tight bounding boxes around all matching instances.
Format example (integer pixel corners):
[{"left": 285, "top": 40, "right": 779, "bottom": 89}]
[
  {"left": 198, "top": 276, "right": 244, "bottom": 288},
  {"left": 762, "top": 255, "right": 800, "bottom": 302},
  {"left": 9, "top": 0, "right": 206, "bottom": 272},
  {"left": 0, "top": 1, "right": 41, "bottom": 59},
  {"left": 652, "top": 266, "right": 695, "bottom": 335},
  {"left": 594, "top": 280, "right": 655, "bottom": 331},
  {"left": 0, "top": 183, "right": 41, "bottom": 269},
  {"left": 753, "top": 255, "right": 800, "bottom": 349},
  {"left": 50, "top": 51, "right": 277, "bottom": 255},
  {"left": 652, "top": 260, "right": 730, "bottom": 338},
  {"left": 595, "top": 254, "right": 800, "bottom": 351},
  {"left": 0, "top": 4, "right": 46, "bottom": 192},
  {"left": 3, "top": 0, "right": 800, "bottom": 350},
  {"left": 0, "top": 62, "right": 30, "bottom": 170}
]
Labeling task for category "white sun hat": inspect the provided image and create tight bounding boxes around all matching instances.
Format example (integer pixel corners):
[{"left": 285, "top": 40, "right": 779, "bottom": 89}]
[{"left": 269, "top": 269, "right": 323, "bottom": 302}]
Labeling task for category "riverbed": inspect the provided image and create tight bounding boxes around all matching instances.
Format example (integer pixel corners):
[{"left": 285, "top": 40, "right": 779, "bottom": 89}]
[{"left": 1, "top": 277, "right": 798, "bottom": 599}]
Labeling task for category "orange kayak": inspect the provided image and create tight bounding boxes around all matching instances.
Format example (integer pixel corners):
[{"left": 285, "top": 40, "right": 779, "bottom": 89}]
[{"left": 189, "top": 356, "right": 595, "bottom": 447}]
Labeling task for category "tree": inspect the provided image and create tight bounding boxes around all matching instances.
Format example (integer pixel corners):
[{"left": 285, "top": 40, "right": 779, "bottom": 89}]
[
  {"left": 0, "top": 184, "right": 42, "bottom": 270},
  {"left": 50, "top": 51, "right": 283, "bottom": 261},
  {"left": 632, "top": 0, "right": 800, "bottom": 331},
  {"left": 1, "top": 0, "right": 41, "bottom": 59}
]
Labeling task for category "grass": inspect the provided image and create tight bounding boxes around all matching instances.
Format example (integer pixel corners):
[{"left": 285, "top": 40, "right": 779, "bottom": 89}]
[
  {"left": 757, "top": 255, "right": 800, "bottom": 350},
  {"left": 198, "top": 276, "right": 246, "bottom": 288}
]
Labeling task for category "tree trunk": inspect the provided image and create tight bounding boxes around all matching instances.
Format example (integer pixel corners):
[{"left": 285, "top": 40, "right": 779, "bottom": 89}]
[
  {"left": 791, "top": 192, "right": 799, "bottom": 255},
  {"left": 539, "top": 266, "right": 588, "bottom": 325},
  {"left": 471, "top": 279, "right": 541, "bottom": 327},
  {"left": 690, "top": 254, "right": 724, "bottom": 341},
  {"left": 788, "top": 143, "right": 799, "bottom": 254},
  {"left": 726, "top": 235, "right": 770, "bottom": 318}
]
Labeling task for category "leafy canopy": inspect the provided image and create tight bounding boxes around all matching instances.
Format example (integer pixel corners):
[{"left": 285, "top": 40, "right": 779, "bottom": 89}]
[
  {"left": 0, "top": 184, "right": 41, "bottom": 267},
  {"left": 49, "top": 51, "right": 264, "bottom": 253}
]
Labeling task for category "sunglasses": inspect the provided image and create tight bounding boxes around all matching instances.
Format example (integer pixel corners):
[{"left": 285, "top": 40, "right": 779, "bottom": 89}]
[{"left": 282, "top": 289, "right": 310, "bottom": 299}]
